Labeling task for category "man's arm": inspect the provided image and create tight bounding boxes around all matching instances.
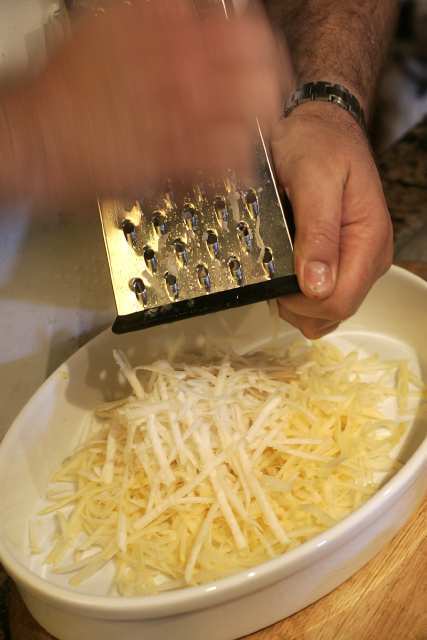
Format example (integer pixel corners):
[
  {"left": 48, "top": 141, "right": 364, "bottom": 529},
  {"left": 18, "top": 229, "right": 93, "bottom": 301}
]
[
  {"left": 262, "top": 1, "right": 399, "bottom": 339},
  {"left": 264, "top": 0, "right": 399, "bottom": 114}
]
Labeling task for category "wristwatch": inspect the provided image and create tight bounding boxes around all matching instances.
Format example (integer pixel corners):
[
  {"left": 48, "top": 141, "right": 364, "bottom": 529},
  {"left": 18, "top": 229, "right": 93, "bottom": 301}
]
[{"left": 284, "top": 81, "right": 367, "bottom": 133}]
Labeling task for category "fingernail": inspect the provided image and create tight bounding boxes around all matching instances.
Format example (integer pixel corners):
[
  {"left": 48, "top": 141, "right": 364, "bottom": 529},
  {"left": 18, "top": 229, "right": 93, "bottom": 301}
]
[{"left": 304, "top": 261, "right": 333, "bottom": 296}]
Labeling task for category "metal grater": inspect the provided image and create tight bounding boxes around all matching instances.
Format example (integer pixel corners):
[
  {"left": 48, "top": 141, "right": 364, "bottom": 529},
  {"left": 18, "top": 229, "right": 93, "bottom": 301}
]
[
  {"left": 98, "top": 1, "right": 299, "bottom": 334},
  {"left": 99, "top": 135, "right": 298, "bottom": 333}
]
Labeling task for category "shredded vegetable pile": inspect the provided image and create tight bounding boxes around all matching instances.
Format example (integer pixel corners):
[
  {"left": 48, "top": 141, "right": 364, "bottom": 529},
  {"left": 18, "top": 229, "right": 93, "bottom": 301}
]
[{"left": 32, "top": 341, "right": 424, "bottom": 595}]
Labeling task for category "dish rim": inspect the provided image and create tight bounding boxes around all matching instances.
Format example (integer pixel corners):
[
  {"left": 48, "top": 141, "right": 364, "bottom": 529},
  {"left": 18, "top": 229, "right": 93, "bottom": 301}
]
[{"left": 0, "top": 266, "right": 426, "bottom": 618}]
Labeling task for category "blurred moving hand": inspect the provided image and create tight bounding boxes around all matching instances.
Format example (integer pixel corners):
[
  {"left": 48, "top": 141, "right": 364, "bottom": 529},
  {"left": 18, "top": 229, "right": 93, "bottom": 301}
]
[{"left": 1, "top": 0, "right": 282, "bottom": 205}]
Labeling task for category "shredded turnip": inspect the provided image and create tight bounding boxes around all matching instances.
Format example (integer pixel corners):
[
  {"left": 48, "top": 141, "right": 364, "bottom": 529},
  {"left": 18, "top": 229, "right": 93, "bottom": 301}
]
[{"left": 33, "top": 340, "right": 424, "bottom": 595}]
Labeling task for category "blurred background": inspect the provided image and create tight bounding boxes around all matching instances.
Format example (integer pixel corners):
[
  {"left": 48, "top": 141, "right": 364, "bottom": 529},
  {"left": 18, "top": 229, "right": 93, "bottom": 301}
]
[{"left": 373, "top": 0, "right": 427, "bottom": 151}]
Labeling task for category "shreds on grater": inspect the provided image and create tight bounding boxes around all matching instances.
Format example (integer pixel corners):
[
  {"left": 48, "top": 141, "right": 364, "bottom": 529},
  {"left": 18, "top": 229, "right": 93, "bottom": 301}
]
[{"left": 99, "top": 126, "right": 299, "bottom": 333}]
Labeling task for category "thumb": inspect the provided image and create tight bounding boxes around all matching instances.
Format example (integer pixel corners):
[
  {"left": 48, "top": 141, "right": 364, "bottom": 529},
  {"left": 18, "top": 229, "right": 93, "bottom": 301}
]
[{"left": 284, "top": 162, "right": 343, "bottom": 299}]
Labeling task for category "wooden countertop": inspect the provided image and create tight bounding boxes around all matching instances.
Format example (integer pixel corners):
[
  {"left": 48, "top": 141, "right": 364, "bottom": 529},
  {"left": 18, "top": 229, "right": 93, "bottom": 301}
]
[{"left": 243, "top": 501, "right": 427, "bottom": 640}]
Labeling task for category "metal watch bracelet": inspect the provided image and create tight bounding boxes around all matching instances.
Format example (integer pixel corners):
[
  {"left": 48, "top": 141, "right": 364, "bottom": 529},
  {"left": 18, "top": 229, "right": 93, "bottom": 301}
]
[{"left": 284, "top": 82, "right": 367, "bottom": 133}]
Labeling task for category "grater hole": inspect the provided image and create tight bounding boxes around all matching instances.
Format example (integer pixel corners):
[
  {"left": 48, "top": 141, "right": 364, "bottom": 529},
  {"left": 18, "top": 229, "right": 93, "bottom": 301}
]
[
  {"left": 182, "top": 203, "right": 199, "bottom": 230},
  {"left": 237, "top": 221, "right": 253, "bottom": 251},
  {"left": 143, "top": 245, "right": 158, "bottom": 273},
  {"left": 206, "top": 230, "right": 220, "bottom": 258},
  {"left": 164, "top": 272, "right": 179, "bottom": 300},
  {"left": 129, "top": 277, "right": 148, "bottom": 306},
  {"left": 174, "top": 239, "right": 189, "bottom": 266},
  {"left": 214, "top": 195, "right": 229, "bottom": 226},
  {"left": 152, "top": 210, "right": 168, "bottom": 235},
  {"left": 121, "top": 219, "right": 137, "bottom": 245},
  {"left": 228, "top": 256, "right": 244, "bottom": 285},
  {"left": 245, "top": 189, "right": 260, "bottom": 218},
  {"left": 196, "top": 264, "right": 211, "bottom": 292},
  {"left": 262, "top": 247, "right": 275, "bottom": 278}
]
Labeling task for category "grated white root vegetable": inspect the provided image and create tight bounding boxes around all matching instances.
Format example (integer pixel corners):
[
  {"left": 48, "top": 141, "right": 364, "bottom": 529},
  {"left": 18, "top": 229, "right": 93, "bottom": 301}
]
[{"left": 34, "top": 341, "right": 424, "bottom": 595}]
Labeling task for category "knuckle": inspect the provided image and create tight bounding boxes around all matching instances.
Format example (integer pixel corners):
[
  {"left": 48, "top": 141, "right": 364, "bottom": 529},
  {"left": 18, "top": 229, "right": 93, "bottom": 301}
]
[
  {"left": 296, "top": 157, "right": 340, "bottom": 184},
  {"left": 297, "top": 219, "right": 340, "bottom": 250},
  {"left": 327, "top": 299, "right": 358, "bottom": 323}
]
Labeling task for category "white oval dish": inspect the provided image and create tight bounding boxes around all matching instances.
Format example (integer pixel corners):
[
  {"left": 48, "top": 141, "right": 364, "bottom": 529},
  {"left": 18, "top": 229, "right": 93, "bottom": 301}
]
[{"left": 0, "top": 266, "right": 426, "bottom": 640}]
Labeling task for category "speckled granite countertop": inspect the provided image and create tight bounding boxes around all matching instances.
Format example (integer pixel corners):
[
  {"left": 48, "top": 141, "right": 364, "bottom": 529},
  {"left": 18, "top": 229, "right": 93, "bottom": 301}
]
[
  {"left": 0, "top": 116, "right": 426, "bottom": 640},
  {"left": 379, "top": 115, "right": 427, "bottom": 258}
]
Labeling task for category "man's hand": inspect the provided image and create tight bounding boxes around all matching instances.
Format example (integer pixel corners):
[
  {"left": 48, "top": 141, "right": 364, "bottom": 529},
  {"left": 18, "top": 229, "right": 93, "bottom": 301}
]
[
  {"left": 272, "top": 103, "right": 393, "bottom": 339},
  {"left": 1, "top": 0, "right": 281, "bottom": 206},
  {"left": 263, "top": 0, "right": 397, "bottom": 337}
]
